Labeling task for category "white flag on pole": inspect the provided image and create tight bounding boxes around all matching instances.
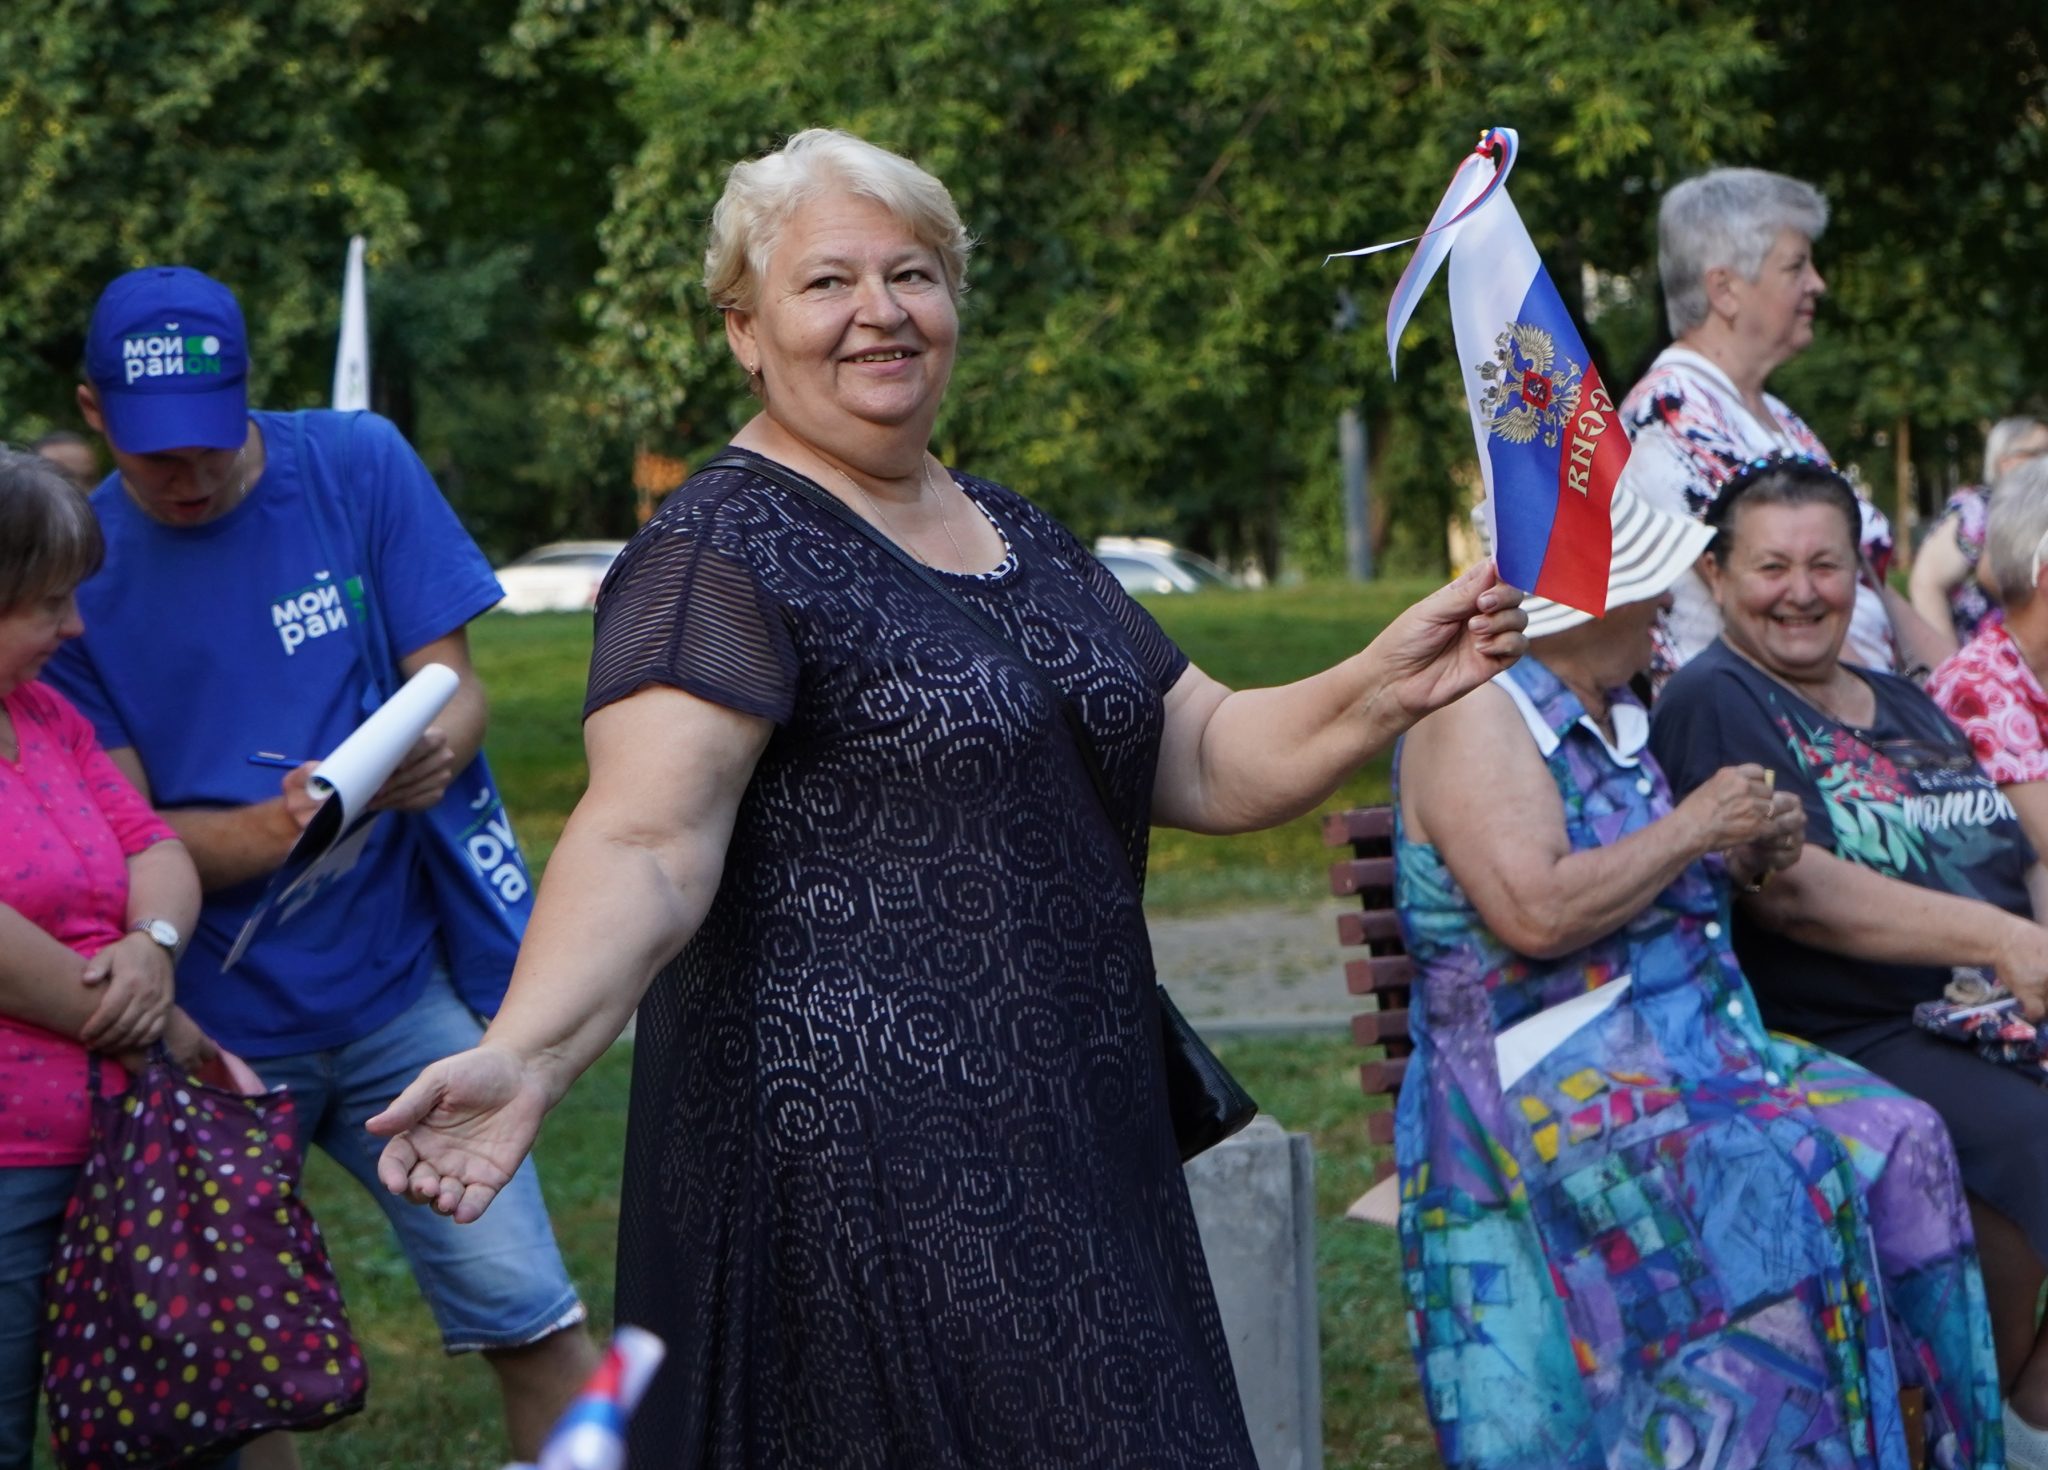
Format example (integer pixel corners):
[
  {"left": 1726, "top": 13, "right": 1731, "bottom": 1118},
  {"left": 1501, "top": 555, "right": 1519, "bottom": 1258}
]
[{"left": 332, "top": 235, "right": 371, "bottom": 412}]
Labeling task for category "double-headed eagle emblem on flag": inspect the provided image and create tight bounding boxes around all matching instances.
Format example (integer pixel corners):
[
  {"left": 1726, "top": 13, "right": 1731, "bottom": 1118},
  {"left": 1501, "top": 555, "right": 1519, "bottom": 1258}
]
[{"left": 1475, "top": 322, "right": 1583, "bottom": 448}]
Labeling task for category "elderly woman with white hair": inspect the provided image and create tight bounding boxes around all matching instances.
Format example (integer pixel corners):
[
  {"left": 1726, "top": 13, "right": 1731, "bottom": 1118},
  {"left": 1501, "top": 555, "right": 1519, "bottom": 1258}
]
[
  {"left": 1911, "top": 415, "right": 2048, "bottom": 646},
  {"left": 1622, "top": 167, "right": 1946, "bottom": 681},
  {"left": 365, "top": 129, "right": 1526, "bottom": 1467}
]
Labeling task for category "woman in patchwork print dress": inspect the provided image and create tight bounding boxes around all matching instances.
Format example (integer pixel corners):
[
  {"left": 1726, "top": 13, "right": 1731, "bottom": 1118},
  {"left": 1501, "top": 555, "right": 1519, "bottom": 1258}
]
[{"left": 1391, "top": 481, "right": 2000, "bottom": 1469}]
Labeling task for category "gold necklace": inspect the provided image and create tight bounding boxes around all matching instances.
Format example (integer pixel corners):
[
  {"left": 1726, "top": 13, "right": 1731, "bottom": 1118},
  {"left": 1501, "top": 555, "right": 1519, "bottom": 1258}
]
[{"left": 830, "top": 459, "right": 967, "bottom": 569}]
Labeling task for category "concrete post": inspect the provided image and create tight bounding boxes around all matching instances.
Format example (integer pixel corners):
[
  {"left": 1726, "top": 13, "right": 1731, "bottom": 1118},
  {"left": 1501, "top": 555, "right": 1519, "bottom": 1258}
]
[
  {"left": 1184, "top": 1117, "right": 1322, "bottom": 1470},
  {"left": 1339, "top": 407, "right": 1371, "bottom": 582}
]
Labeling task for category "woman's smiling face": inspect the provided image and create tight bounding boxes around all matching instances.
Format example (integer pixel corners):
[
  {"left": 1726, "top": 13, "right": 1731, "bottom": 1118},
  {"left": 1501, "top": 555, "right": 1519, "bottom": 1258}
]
[
  {"left": 725, "top": 190, "right": 959, "bottom": 449},
  {"left": 1707, "top": 497, "right": 1860, "bottom": 680}
]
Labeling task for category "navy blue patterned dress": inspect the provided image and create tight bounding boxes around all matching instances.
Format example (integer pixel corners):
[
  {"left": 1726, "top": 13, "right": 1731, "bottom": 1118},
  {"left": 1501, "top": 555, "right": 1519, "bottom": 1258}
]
[{"left": 585, "top": 449, "right": 1254, "bottom": 1469}]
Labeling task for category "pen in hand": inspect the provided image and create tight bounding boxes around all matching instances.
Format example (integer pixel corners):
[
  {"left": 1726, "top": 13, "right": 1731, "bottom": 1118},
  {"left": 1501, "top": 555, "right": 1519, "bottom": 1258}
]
[{"left": 247, "top": 752, "right": 314, "bottom": 770}]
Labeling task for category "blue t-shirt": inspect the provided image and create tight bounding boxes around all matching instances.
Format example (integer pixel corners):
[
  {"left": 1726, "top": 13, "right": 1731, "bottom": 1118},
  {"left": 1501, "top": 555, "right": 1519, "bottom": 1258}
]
[
  {"left": 45, "top": 410, "right": 503, "bottom": 1058},
  {"left": 1649, "top": 638, "right": 2034, "bottom": 1040}
]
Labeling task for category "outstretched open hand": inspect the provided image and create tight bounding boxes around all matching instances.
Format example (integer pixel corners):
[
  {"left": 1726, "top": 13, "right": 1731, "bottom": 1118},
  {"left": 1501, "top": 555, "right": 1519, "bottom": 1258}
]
[
  {"left": 366, "top": 1045, "right": 550, "bottom": 1225},
  {"left": 1370, "top": 559, "right": 1528, "bottom": 723}
]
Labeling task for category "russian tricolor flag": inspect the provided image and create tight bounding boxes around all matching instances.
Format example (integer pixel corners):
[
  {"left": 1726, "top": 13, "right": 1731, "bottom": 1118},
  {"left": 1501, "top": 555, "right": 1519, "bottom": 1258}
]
[
  {"left": 1337, "top": 129, "right": 1627, "bottom": 616},
  {"left": 520, "top": 1325, "right": 666, "bottom": 1470}
]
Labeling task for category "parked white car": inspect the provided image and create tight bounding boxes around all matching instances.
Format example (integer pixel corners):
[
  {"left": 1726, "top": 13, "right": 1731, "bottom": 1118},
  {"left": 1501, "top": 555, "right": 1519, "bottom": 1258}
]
[
  {"left": 493, "top": 540, "right": 628, "bottom": 614},
  {"left": 1091, "top": 536, "right": 1238, "bottom": 596}
]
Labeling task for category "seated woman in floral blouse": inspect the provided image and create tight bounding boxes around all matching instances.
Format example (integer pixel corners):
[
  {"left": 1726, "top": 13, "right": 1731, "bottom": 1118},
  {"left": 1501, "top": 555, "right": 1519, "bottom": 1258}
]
[{"left": 0, "top": 448, "right": 217, "bottom": 1466}]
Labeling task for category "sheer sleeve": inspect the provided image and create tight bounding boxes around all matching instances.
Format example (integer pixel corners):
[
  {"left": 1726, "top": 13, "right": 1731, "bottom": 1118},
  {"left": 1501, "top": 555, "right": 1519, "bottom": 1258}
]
[
  {"left": 1073, "top": 546, "right": 1192, "bottom": 696},
  {"left": 584, "top": 486, "right": 799, "bottom": 723}
]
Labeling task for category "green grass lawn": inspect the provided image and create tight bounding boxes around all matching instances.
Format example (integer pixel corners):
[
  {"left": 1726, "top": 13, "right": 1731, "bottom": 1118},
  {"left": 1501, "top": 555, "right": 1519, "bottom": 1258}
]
[
  {"left": 212, "top": 583, "right": 1445, "bottom": 1467},
  {"left": 285, "top": 1034, "right": 1431, "bottom": 1469},
  {"left": 473, "top": 578, "right": 1439, "bottom": 915}
]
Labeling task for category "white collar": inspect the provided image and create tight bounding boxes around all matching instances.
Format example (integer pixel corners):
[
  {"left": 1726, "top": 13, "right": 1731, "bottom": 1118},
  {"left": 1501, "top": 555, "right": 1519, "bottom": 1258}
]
[
  {"left": 1652, "top": 344, "right": 1799, "bottom": 450},
  {"left": 1492, "top": 669, "right": 1649, "bottom": 766}
]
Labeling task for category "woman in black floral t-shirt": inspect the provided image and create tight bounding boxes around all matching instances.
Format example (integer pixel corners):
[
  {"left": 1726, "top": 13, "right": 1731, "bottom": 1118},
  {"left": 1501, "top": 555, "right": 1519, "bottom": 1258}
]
[{"left": 1651, "top": 455, "right": 2048, "bottom": 1458}]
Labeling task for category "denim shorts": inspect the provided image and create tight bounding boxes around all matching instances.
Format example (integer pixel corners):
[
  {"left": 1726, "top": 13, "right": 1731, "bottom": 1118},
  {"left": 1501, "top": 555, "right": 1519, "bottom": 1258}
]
[
  {"left": 0, "top": 1163, "right": 76, "bottom": 1470},
  {"left": 248, "top": 969, "right": 587, "bottom": 1354}
]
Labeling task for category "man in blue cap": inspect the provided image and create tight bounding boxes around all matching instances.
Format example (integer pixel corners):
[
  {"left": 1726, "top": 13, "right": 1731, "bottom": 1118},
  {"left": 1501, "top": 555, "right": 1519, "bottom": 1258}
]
[{"left": 48, "top": 265, "right": 599, "bottom": 1463}]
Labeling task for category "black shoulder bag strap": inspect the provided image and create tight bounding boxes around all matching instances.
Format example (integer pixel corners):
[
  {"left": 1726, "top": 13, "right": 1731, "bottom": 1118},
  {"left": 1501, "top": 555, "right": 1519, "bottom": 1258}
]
[{"left": 699, "top": 451, "right": 1255, "bottom": 1160}]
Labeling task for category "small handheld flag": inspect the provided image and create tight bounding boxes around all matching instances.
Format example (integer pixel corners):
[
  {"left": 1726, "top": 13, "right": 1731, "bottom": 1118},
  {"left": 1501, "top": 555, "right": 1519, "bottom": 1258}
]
[{"left": 1334, "top": 129, "right": 1628, "bottom": 617}]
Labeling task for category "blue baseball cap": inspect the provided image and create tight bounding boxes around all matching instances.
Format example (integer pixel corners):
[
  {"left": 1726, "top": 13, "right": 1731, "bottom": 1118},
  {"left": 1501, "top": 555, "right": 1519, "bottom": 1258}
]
[{"left": 84, "top": 266, "right": 249, "bottom": 454}]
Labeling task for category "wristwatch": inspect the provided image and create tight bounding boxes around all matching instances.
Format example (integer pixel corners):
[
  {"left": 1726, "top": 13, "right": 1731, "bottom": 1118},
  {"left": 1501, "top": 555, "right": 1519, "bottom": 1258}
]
[{"left": 131, "top": 918, "right": 181, "bottom": 955}]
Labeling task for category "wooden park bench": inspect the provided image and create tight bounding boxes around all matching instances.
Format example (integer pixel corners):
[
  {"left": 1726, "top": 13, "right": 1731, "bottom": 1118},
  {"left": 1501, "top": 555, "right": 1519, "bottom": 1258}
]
[
  {"left": 1320, "top": 801, "right": 1929, "bottom": 1465},
  {"left": 1321, "top": 805, "right": 1408, "bottom": 1225}
]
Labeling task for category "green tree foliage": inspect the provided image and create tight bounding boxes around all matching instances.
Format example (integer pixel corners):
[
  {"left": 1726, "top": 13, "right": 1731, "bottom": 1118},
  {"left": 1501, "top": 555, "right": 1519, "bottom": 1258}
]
[
  {"left": 1761, "top": 2, "right": 2048, "bottom": 510},
  {"left": 0, "top": 0, "right": 631, "bottom": 558},
  {"left": 0, "top": 0, "right": 416, "bottom": 413},
  {"left": 562, "top": 0, "right": 1774, "bottom": 572},
  {"left": 2, "top": 1, "right": 2042, "bottom": 569}
]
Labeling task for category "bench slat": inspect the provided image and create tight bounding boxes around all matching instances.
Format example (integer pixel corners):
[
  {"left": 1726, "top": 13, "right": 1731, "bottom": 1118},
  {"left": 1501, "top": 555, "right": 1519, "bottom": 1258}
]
[
  {"left": 1328, "top": 856, "right": 1397, "bottom": 896},
  {"left": 1343, "top": 955, "right": 1413, "bottom": 994},
  {"left": 1336, "top": 910, "right": 1403, "bottom": 946},
  {"left": 1359, "top": 1057, "right": 1409, "bottom": 1095},
  {"left": 1322, "top": 807, "right": 1395, "bottom": 846},
  {"left": 1351, "top": 1009, "right": 1411, "bottom": 1046}
]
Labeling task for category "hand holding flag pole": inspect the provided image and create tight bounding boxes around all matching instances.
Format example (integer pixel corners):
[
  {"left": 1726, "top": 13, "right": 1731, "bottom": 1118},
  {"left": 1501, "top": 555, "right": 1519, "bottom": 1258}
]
[{"left": 1332, "top": 128, "right": 1627, "bottom": 618}]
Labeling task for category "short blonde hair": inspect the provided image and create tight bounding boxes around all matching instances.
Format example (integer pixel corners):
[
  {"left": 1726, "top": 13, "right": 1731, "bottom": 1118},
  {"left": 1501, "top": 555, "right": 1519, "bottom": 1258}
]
[{"left": 703, "top": 129, "right": 974, "bottom": 314}]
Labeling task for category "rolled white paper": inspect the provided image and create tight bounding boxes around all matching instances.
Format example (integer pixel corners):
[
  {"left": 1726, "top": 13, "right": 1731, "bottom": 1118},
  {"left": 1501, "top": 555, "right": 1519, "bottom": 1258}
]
[{"left": 307, "top": 662, "right": 460, "bottom": 811}]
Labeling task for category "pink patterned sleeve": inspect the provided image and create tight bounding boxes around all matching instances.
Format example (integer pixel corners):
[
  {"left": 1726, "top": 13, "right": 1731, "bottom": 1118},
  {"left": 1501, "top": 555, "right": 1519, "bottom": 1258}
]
[
  {"left": 1929, "top": 659, "right": 2048, "bottom": 786},
  {"left": 42, "top": 685, "right": 177, "bottom": 856}
]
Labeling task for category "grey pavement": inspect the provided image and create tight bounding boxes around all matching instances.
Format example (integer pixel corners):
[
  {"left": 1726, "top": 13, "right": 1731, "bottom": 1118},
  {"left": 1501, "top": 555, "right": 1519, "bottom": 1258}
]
[
  {"left": 1148, "top": 898, "right": 1355, "bottom": 1035},
  {"left": 614, "top": 898, "right": 1358, "bottom": 1043}
]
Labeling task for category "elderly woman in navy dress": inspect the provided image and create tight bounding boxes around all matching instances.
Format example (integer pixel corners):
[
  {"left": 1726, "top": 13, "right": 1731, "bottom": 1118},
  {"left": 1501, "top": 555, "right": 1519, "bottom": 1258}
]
[{"left": 368, "top": 130, "right": 1525, "bottom": 1468}]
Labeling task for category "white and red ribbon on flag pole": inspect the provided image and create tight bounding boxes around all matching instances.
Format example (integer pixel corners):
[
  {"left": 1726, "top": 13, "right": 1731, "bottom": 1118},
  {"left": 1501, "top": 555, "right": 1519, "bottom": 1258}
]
[
  {"left": 1325, "top": 127, "right": 1520, "bottom": 376},
  {"left": 1331, "top": 128, "right": 1625, "bottom": 617}
]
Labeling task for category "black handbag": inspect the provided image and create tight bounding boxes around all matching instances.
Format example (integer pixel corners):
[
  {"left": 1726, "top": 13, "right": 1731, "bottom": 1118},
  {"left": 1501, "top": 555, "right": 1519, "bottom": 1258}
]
[{"left": 700, "top": 452, "right": 1258, "bottom": 1161}]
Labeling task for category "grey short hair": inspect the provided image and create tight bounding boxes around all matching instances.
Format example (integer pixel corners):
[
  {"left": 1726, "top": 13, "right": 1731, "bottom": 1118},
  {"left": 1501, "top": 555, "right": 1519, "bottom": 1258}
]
[
  {"left": 1658, "top": 168, "right": 1829, "bottom": 336},
  {"left": 1984, "top": 415, "right": 2048, "bottom": 484},
  {"left": 702, "top": 129, "right": 975, "bottom": 314},
  {"left": 0, "top": 448, "right": 102, "bottom": 614},
  {"left": 1984, "top": 456, "right": 2048, "bottom": 606}
]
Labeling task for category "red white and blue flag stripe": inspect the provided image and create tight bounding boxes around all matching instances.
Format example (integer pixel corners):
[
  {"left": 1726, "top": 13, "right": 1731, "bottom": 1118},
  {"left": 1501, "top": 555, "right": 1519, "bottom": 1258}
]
[
  {"left": 1333, "top": 129, "right": 1627, "bottom": 616},
  {"left": 518, "top": 1326, "right": 666, "bottom": 1470}
]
